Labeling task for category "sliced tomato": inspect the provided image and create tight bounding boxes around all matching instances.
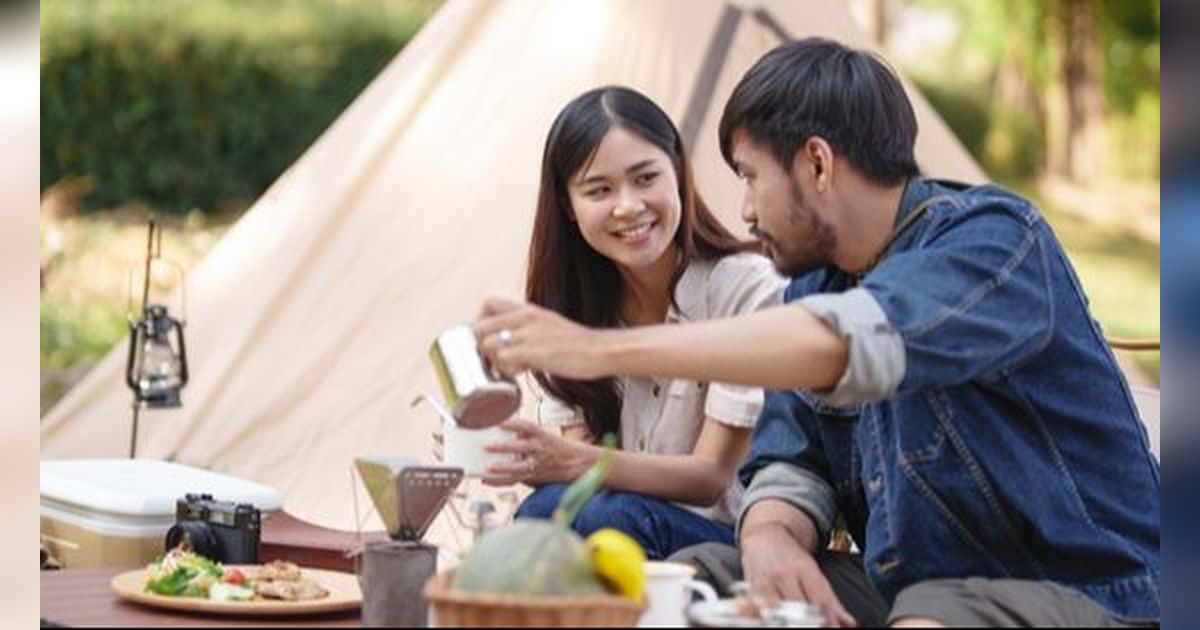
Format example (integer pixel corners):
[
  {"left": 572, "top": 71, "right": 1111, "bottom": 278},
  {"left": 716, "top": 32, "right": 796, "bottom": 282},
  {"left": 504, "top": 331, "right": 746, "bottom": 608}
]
[{"left": 222, "top": 567, "right": 246, "bottom": 585}]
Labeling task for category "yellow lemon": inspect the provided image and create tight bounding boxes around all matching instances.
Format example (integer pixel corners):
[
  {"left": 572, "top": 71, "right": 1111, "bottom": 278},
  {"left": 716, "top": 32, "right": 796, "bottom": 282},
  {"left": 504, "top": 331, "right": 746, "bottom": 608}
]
[{"left": 586, "top": 527, "right": 646, "bottom": 601}]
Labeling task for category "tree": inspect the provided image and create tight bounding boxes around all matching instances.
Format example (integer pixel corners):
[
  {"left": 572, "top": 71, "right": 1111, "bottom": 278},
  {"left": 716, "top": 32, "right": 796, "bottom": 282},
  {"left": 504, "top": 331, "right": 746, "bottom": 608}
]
[
  {"left": 1061, "top": 0, "right": 1107, "bottom": 182},
  {"left": 851, "top": 0, "right": 890, "bottom": 46}
]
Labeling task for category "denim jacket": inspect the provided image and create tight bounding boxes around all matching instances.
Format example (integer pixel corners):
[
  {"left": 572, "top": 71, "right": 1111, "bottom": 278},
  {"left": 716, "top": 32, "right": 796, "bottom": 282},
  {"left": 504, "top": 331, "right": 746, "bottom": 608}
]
[{"left": 738, "top": 178, "right": 1160, "bottom": 621}]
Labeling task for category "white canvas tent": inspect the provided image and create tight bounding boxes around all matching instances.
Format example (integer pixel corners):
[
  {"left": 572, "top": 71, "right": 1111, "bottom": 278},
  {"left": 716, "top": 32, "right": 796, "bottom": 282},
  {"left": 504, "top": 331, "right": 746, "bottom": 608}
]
[{"left": 41, "top": 0, "right": 986, "bottom": 556}]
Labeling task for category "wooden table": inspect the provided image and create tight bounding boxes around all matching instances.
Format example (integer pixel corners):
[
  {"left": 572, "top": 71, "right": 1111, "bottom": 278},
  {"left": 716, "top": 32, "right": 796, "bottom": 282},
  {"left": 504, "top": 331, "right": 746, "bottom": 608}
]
[
  {"left": 40, "top": 512, "right": 391, "bottom": 626},
  {"left": 260, "top": 511, "right": 388, "bottom": 573},
  {"left": 40, "top": 568, "right": 362, "bottom": 627}
]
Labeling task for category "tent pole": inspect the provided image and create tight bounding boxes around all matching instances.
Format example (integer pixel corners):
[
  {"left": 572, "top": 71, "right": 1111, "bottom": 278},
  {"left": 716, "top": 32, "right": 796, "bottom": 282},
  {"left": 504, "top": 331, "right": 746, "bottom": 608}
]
[{"left": 130, "top": 402, "right": 141, "bottom": 459}]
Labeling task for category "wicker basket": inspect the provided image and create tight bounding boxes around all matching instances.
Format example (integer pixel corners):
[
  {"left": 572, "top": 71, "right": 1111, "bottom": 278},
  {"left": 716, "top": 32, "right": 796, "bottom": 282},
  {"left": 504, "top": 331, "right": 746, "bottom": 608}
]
[{"left": 423, "top": 568, "right": 645, "bottom": 627}]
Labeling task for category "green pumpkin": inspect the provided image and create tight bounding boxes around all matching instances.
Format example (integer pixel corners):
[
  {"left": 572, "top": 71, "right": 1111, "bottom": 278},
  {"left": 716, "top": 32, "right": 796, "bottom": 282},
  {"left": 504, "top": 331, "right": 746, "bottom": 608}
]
[
  {"left": 452, "top": 519, "right": 608, "bottom": 596},
  {"left": 451, "top": 435, "right": 618, "bottom": 597}
]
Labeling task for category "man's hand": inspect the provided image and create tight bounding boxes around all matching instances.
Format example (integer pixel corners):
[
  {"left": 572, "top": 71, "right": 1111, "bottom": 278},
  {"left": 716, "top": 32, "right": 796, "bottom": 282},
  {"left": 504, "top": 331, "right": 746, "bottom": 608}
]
[
  {"left": 741, "top": 523, "right": 856, "bottom": 627},
  {"left": 474, "top": 298, "right": 609, "bottom": 379}
]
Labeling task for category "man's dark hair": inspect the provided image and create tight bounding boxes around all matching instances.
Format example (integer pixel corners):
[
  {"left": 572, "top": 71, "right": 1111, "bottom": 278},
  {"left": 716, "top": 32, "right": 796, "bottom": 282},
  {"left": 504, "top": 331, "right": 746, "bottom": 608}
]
[{"left": 719, "top": 37, "right": 920, "bottom": 185}]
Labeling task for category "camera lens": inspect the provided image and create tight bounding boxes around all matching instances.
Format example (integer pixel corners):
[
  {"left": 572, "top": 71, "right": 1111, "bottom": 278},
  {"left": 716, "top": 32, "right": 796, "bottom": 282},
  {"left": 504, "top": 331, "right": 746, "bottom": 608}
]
[{"left": 164, "top": 521, "right": 221, "bottom": 560}]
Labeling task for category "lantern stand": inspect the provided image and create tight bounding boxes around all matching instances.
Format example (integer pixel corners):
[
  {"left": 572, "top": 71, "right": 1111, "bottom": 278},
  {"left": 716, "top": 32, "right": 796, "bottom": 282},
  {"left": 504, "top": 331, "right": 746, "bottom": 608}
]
[{"left": 124, "top": 219, "right": 188, "bottom": 458}]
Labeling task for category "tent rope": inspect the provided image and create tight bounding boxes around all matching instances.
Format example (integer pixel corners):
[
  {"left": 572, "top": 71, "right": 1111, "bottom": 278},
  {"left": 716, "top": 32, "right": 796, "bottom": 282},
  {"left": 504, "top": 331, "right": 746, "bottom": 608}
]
[{"left": 1107, "top": 337, "right": 1160, "bottom": 351}]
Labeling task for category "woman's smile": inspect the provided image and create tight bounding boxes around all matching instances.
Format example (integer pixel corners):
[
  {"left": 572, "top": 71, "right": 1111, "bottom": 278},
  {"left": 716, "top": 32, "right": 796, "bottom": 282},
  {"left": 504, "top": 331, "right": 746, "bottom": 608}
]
[{"left": 611, "top": 218, "right": 660, "bottom": 245}]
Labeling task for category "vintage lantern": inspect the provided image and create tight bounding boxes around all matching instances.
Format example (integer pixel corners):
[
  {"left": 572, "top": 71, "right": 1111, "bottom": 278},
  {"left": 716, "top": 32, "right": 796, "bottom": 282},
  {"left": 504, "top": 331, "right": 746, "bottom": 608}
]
[
  {"left": 125, "top": 303, "right": 188, "bottom": 408},
  {"left": 124, "top": 220, "right": 188, "bottom": 457}
]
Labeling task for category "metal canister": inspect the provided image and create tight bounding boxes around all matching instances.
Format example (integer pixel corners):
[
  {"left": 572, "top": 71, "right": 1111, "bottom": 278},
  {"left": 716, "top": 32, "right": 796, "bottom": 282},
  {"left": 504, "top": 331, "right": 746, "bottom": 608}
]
[
  {"left": 429, "top": 324, "right": 521, "bottom": 429},
  {"left": 360, "top": 539, "right": 437, "bottom": 627}
]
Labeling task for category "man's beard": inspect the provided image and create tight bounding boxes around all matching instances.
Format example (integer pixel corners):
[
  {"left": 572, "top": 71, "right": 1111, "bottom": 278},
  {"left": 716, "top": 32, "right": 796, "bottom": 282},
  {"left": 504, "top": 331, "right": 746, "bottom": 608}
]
[{"left": 763, "top": 180, "right": 836, "bottom": 277}]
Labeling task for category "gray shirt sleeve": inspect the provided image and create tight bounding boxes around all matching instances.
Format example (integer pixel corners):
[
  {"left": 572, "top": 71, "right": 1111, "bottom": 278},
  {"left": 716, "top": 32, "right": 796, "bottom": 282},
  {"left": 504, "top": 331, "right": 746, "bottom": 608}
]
[
  {"left": 798, "top": 287, "right": 906, "bottom": 407},
  {"left": 737, "top": 461, "right": 837, "bottom": 548}
]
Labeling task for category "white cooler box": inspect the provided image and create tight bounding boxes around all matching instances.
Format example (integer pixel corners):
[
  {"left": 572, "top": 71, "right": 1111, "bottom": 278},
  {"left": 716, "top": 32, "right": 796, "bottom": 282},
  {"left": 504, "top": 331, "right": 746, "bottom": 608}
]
[{"left": 40, "top": 459, "right": 283, "bottom": 569}]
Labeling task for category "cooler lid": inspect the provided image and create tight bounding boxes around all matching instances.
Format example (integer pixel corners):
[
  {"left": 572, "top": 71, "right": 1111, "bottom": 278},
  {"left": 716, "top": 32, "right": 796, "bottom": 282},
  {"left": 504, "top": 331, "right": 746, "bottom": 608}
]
[{"left": 40, "top": 459, "right": 283, "bottom": 517}]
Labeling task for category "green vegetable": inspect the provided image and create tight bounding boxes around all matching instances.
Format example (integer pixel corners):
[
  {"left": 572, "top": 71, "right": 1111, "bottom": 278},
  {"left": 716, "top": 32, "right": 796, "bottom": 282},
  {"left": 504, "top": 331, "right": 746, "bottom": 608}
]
[
  {"left": 452, "top": 520, "right": 607, "bottom": 596},
  {"left": 178, "top": 552, "right": 223, "bottom": 579},
  {"left": 145, "top": 568, "right": 190, "bottom": 596},
  {"left": 181, "top": 580, "right": 209, "bottom": 598},
  {"left": 552, "top": 433, "right": 616, "bottom": 527},
  {"left": 144, "top": 547, "right": 226, "bottom": 599},
  {"left": 452, "top": 434, "right": 617, "bottom": 597}
]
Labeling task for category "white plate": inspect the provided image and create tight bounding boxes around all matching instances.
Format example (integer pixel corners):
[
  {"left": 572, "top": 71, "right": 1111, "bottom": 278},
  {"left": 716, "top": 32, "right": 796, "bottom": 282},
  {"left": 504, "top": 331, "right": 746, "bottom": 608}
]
[{"left": 686, "top": 598, "right": 826, "bottom": 627}]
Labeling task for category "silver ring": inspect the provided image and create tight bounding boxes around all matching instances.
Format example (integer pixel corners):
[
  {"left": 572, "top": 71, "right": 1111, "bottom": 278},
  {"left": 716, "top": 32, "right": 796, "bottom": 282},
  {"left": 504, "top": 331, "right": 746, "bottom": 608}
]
[{"left": 498, "top": 328, "right": 513, "bottom": 346}]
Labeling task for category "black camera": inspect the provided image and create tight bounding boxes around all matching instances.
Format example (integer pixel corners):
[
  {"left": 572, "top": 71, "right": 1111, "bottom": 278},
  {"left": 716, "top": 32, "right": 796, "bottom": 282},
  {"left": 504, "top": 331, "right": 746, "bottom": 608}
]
[{"left": 164, "top": 493, "right": 261, "bottom": 564}]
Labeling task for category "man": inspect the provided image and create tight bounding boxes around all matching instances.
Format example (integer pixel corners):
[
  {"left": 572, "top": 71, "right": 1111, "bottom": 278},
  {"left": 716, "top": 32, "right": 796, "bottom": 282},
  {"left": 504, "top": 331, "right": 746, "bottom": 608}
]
[{"left": 475, "top": 38, "right": 1159, "bottom": 627}]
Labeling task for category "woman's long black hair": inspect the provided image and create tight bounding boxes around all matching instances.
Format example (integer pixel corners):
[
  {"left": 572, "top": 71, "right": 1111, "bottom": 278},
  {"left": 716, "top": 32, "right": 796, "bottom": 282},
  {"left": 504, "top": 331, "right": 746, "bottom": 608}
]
[{"left": 526, "top": 86, "right": 754, "bottom": 441}]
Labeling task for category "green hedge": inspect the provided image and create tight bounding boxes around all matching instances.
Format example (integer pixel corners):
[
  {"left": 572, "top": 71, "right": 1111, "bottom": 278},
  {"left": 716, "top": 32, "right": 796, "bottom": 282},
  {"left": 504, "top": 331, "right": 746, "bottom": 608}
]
[{"left": 42, "top": 0, "right": 436, "bottom": 213}]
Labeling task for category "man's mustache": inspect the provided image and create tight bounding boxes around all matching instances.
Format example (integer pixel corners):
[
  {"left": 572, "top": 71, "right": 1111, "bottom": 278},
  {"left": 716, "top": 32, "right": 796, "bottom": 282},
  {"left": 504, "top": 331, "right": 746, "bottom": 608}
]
[{"left": 749, "top": 224, "right": 772, "bottom": 245}]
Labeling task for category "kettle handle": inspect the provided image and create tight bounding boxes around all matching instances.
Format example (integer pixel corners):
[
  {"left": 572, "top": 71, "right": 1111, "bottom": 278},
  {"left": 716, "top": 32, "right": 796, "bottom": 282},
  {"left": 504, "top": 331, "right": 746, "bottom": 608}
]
[{"left": 411, "top": 394, "right": 456, "bottom": 425}]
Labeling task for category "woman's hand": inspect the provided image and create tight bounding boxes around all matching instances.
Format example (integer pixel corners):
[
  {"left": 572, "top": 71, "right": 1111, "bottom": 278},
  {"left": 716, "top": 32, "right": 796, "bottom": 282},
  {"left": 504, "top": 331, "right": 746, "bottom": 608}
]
[
  {"left": 480, "top": 419, "right": 595, "bottom": 487},
  {"left": 474, "top": 298, "right": 610, "bottom": 380}
]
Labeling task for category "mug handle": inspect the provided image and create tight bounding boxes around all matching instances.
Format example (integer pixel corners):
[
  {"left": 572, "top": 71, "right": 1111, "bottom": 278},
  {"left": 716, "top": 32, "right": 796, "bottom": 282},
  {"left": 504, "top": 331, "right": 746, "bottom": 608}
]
[{"left": 684, "top": 579, "right": 718, "bottom": 603}]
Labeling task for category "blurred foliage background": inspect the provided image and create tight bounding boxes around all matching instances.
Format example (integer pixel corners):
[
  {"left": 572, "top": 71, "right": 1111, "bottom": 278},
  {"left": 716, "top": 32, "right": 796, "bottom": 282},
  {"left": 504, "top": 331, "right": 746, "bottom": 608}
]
[
  {"left": 40, "top": 0, "right": 1160, "bottom": 414},
  {"left": 40, "top": 0, "right": 439, "bottom": 411},
  {"left": 894, "top": 0, "right": 1160, "bottom": 183},
  {"left": 880, "top": 0, "right": 1161, "bottom": 381},
  {"left": 42, "top": 0, "right": 437, "bottom": 212}
]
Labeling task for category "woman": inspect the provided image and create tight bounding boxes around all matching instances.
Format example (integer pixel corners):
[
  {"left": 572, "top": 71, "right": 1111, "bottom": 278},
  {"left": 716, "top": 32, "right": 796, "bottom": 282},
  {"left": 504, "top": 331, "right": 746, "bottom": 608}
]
[{"left": 472, "top": 86, "right": 785, "bottom": 559}]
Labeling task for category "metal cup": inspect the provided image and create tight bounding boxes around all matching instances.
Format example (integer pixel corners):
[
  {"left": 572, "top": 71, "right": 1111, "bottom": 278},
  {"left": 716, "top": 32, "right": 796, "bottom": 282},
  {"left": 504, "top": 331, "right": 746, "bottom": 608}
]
[
  {"left": 360, "top": 540, "right": 436, "bottom": 627},
  {"left": 429, "top": 324, "right": 521, "bottom": 429}
]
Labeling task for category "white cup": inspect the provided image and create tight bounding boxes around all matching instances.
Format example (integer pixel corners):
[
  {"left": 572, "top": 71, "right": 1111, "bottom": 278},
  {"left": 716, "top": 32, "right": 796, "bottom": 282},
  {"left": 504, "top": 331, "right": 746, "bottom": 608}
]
[
  {"left": 442, "top": 420, "right": 516, "bottom": 477},
  {"left": 414, "top": 393, "right": 517, "bottom": 477},
  {"left": 638, "top": 560, "right": 719, "bottom": 627}
]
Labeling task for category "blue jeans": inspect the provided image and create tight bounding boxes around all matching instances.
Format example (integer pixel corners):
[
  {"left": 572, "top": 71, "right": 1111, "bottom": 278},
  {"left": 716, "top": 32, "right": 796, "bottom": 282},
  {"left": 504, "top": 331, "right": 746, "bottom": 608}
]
[{"left": 516, "top": 483, "right": 735, "bottom": 560}]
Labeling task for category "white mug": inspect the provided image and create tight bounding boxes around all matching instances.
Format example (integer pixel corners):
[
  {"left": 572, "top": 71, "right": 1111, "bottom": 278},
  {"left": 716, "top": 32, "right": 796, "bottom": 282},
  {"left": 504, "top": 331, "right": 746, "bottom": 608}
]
[
  {"left": 639, "top": 560, "right": 719, "bottom": 627},
  {"left": 414, "top": 394, "right": 516, "bottom": 477}
]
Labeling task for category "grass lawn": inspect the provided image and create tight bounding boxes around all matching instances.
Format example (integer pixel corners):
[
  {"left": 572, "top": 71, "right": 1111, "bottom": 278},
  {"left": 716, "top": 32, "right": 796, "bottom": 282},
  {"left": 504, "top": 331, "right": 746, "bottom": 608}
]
[{"left": 40, "top": 207, "right": 233, "bottom": 414}]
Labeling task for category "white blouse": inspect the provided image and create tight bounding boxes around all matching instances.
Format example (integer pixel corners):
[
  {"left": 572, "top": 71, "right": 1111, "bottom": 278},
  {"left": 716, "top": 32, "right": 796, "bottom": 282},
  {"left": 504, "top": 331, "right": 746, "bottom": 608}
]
[{"left": 536, "top": 252, "right": 787, "bottom": 525}]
